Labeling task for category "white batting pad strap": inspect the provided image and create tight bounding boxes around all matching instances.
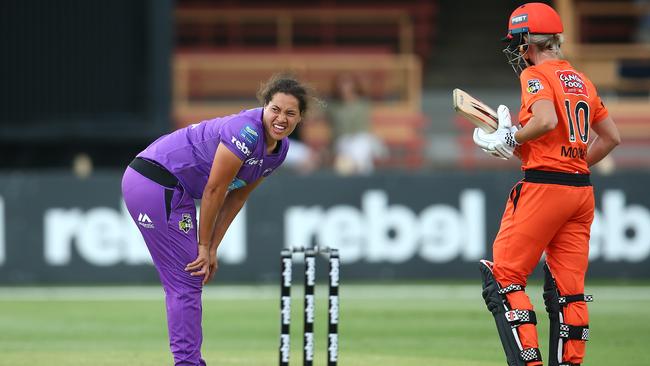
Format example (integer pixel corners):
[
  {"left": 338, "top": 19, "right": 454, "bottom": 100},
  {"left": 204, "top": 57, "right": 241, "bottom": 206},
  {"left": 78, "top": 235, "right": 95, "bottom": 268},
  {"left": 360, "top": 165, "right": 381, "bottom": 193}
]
[
  {"left": 498, "top": 284, "right": 524, "bottom": 294},
  {"left": 504, "top": 309, "right": 538, "bottom": 327},
  {"left": 559, "top": 323, "right": 590, "bottom": 341},
  {"left": 520, "top": 347, "right": 542, "bottom": 362}
]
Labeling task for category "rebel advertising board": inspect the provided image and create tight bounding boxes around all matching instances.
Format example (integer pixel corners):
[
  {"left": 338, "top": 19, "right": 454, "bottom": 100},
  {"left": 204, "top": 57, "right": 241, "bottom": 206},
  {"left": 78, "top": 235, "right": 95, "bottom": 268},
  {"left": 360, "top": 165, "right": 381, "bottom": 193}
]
[{"left": 0, "top": 171, "right": 648, "bottom": 283}]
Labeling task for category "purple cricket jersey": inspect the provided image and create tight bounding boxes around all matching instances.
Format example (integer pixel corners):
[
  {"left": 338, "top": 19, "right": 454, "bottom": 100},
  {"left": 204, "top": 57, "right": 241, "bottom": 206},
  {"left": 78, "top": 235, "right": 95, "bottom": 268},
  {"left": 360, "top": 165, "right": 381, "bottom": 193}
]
[{"left": 138, "top": 107, "right": 289, "bottom": 199}]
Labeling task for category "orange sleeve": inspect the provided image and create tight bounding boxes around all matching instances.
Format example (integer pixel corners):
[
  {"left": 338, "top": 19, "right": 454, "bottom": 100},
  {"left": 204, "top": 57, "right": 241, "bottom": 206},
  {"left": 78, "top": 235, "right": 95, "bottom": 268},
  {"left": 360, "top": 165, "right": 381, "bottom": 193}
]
[
  {"left": 519, "top": 67, "right": 554, "bottom": 112},
  {"left": 587, "top": 80, "right": 609, "bottom": 124}
]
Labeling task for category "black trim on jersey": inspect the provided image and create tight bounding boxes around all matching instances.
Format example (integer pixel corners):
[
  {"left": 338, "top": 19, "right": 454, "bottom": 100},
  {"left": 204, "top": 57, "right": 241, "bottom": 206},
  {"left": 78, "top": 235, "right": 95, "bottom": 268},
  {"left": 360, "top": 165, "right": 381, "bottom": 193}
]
[
  {"left": 524, "top": 169, "right": 591, "bottom": 187},
  {"left": 129, "top": 157, "right": 178, "bottom": 189},
  {"left": 164, "top": 189, "right": 174, "bottom": 222},
  {"left": 512, "top": 182, "right": 524, "bottom": 212}
]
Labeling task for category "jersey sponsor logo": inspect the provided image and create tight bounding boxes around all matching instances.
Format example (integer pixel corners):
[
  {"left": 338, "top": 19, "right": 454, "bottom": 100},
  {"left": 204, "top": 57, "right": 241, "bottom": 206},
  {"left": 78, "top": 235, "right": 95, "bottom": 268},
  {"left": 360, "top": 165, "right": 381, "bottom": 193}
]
[
  {"left": 245, "top": 157, "right": 263, "bottom": 167},
  {"left": 137, "top": 213, "right": 154, "bottom": 229},
  {"left": 231, "top": 136, "right": 252, "bottom": 156},
  {"left": 178, "top": 213, "right": 193, "bottom": 234},
  {"left": 557, "top": 70, "right": 588, "bottom": 97},
  {"left": 511, "top": 14, "right": 527, "bottom": 25},
  {"left": 526, "top": 79, "right": 543, "bottom": 94},
  {"left": 240, "top": 125, "right": 259, "bottom": 144}
]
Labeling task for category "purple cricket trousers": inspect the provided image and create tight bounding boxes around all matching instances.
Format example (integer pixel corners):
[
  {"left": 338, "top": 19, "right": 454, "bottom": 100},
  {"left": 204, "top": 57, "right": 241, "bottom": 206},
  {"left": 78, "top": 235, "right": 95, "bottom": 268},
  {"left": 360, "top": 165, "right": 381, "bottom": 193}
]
[{"left": 122, "top": 162, "right": 206, "bottom": 366}]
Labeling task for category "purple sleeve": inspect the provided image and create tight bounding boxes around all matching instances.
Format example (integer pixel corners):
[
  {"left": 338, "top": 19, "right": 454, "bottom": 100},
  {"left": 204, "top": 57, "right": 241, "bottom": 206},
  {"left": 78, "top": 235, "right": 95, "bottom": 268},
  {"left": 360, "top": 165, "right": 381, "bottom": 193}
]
[{"left": 219, "top": 117, "right": 262, "bottom": 161}]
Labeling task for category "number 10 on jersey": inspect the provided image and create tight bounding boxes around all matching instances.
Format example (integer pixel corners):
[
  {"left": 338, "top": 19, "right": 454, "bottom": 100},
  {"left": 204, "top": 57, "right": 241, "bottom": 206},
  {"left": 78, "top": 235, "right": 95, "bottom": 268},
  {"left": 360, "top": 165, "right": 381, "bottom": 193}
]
[{"left": 564, "top": 99, "right": 590, "bottom": 143}]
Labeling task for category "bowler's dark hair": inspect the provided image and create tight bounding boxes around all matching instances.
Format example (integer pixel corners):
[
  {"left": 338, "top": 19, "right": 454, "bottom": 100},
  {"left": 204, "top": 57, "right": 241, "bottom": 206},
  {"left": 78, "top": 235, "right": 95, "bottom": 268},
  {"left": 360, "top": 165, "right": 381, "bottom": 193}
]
[{"left": 257, "top": 74, "right": 313, "bottom": 115}]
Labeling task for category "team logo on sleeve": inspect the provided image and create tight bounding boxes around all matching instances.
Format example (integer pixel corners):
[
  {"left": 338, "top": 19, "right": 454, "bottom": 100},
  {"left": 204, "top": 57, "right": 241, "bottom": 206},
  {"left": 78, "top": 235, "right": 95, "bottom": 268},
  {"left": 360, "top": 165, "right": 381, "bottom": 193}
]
[
  {"left": 178, "top": 213, "right": 194, "bottom": 234},
  {"left": 240, "top": 125, "right": 259, "bottom": 144},
  {"left": 556, "top": 70, "right": 588, "bottom": 97},
  {"left": 526, "top": 79, "right": 543, "bottom": 94}
]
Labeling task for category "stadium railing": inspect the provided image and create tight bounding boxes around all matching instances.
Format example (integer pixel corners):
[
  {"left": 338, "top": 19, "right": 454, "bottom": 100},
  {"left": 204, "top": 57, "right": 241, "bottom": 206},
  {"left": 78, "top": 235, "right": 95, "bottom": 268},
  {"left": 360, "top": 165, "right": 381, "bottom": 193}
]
[
  {"left": 174, "top": 3, "right": 436, "bottom": 61},
  {"left": 556, "top": 0, "right": 650, "bottom": 94},
  {"left": 173, "top": 52, "right": 422, "bottom": 118}
]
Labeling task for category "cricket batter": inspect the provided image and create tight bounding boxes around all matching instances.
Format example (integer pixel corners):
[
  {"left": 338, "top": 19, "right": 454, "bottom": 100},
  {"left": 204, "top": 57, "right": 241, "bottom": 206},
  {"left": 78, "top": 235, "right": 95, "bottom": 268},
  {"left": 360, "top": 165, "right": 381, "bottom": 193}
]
[
  {"left": 472, "top": 3, "right": 621, "bottom": 365},
  {"left": 122, "top": 75, "right": 312, "bottom": 365}
]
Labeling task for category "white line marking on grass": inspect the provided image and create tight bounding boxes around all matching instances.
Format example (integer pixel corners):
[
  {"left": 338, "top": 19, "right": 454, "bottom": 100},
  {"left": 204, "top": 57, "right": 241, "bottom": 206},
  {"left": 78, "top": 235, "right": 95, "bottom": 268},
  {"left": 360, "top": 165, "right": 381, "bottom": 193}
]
[
  {"left": 0, "top": 285, "right": 480, "bottom": 301},
  {"left": 0, "top": 286, "right": 275, "bottom": 301},
  {"left": 1, "top": 285, "right": 648, "bottom": 302}
]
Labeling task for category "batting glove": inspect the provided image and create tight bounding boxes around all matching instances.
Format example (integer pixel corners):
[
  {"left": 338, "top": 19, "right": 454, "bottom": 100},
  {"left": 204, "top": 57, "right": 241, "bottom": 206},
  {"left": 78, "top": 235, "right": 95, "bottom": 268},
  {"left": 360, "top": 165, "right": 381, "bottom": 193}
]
[{"left": 473, "top": 105, "right": 520, "bottom": 160}]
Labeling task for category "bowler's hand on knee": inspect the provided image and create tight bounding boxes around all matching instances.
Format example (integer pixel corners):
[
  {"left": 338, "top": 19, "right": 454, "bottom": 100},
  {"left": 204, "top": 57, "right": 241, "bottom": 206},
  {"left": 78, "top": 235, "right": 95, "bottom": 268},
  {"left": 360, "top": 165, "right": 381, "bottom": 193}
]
[
  {"left": 185, "top": 244, "right": 211, "bottom": 285},
  {"left": 206, "top": 251, "right": 218, "bottom": 284}
]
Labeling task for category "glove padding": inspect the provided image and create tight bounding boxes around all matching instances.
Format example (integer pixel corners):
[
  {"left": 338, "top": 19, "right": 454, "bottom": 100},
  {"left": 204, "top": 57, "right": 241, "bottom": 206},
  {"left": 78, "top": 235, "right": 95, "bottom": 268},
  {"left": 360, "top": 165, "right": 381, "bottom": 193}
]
[{"left": 473, "top": 105, "right": 520, "bottom": 160}]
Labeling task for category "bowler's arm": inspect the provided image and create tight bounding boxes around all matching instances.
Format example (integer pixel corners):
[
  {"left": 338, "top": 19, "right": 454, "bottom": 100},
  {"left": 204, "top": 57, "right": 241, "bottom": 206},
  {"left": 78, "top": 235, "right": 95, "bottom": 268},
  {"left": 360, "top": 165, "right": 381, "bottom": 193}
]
[{"left": 209, "top": 177, "right": 264, "bottom": 254}]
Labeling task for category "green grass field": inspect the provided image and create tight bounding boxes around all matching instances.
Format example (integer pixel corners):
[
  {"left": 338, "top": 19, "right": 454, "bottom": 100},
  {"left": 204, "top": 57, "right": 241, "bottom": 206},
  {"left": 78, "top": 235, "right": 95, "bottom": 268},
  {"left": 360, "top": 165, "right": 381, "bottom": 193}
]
[{"left": 1, "top": 284, "right": 649, "bottom": 366}]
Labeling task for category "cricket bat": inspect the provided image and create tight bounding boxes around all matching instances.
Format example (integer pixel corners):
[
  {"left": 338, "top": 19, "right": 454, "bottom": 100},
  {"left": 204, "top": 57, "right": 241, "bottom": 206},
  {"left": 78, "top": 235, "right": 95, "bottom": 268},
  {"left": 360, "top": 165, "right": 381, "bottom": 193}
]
[{"left": 452, "top": 88, "right": 498, "bottom": 133}]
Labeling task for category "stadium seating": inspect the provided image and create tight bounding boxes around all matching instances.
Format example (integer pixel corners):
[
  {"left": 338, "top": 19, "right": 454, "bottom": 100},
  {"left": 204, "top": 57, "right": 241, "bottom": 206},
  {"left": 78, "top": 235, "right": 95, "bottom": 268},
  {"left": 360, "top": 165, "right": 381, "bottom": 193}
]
[
  {"left": 173, "top": 2, "right": 436, "bottom": 169},
  {"left": 173, "top": 52, "right": 422, "bottom": 120},
  {"left": 175, "top": 1, "right": 435, "bottom": 62},
  {"left": 556, "top": 0, "right": 650, "bottom": 94},
  {"left": 555, "top": 0, "right": 650, "bottom": 169},
  {"left": 371, "top": 109, "right": 428, "bottom": 169}
]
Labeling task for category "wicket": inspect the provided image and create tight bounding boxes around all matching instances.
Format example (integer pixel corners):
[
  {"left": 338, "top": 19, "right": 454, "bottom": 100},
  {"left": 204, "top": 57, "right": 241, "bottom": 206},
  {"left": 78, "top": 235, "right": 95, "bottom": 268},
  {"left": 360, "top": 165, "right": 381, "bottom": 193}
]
[{"left": 279, "top": 246, "right": 340, "bottom": 366}]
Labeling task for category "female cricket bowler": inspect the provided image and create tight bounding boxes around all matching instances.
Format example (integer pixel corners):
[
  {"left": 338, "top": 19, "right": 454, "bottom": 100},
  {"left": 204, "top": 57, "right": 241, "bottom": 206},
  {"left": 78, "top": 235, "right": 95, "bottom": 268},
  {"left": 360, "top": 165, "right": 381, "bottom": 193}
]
[
  {"left": 473, "top": 3, "right": 620, "bottom": 366},
  {"left": 121, "top": 75, "right": 313, "bottom": 365}
]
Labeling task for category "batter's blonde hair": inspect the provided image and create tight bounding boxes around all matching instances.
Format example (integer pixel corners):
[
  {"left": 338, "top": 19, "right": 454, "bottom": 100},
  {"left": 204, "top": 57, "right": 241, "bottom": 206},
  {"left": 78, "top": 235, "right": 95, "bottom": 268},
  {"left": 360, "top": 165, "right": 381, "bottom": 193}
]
[{"left": 527, "top": 33, "right": 564, "bottom": 58}]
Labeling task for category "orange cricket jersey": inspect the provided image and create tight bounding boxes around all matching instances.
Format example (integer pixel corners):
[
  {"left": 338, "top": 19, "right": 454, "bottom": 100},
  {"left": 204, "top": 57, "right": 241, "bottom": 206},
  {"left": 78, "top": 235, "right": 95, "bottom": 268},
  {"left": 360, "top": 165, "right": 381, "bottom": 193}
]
[{"left": 517, "top": 60, "right": 609, "bottom": 174}]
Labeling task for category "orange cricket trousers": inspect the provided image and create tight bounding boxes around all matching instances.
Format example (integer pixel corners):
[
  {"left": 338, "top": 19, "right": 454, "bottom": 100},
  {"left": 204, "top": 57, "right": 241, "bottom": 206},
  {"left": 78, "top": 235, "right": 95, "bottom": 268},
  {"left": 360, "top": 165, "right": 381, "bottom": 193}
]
[{"left": 491, "top": 172, "right": 594, "bottom": 365}]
